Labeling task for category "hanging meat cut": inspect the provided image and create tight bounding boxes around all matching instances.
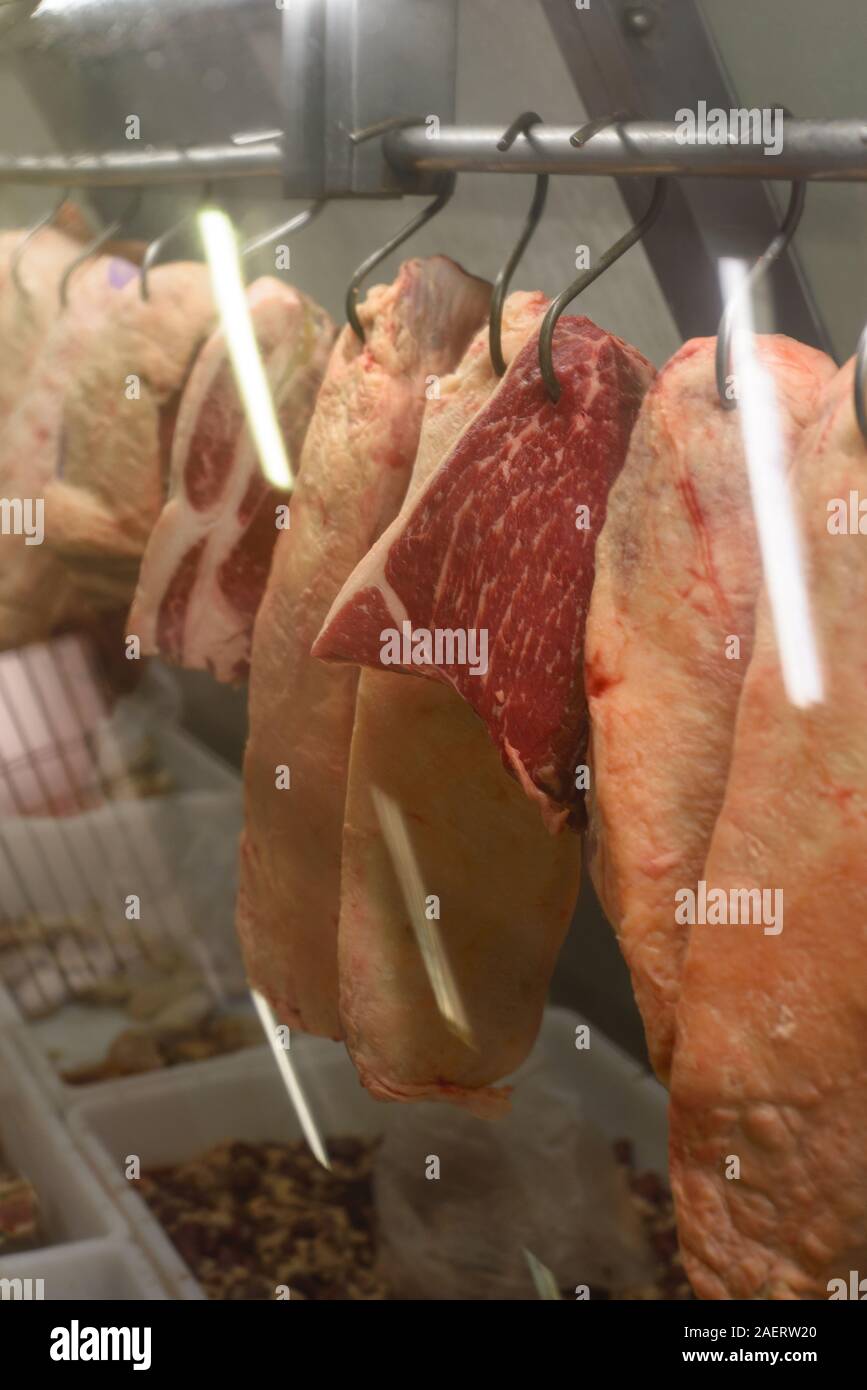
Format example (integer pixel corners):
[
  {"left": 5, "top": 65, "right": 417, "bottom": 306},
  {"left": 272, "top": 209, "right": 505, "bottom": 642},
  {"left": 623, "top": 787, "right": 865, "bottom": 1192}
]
[
  {"left": 0, "top": 226, "right": 86, "bottom": 430},
  {"left": 127, "top": 278, "right": 334, "bottom": 683},
  {"left": 236, "top": 257, "right": 491, "bottom": 1038},
  {"left": 313, "top": 317, "right": 655, "bottom": 832},
  {"left": 670, "top": 356, "right": 867, "bottom": 1299},
  {"left": 0, "top": 258, "right": 144, "bottom": 649},
  {"left": 43, "top": 262, "right": 216, "bottom": 620},
  {"left": 338, "top": 292, "right": 581, "bottom": 1114},
  {"left": 584, "top": 336, "right": 836, "bottom": 1080},
  {"left": 0, "top": 256, "right": 215, "bottom": 652}
]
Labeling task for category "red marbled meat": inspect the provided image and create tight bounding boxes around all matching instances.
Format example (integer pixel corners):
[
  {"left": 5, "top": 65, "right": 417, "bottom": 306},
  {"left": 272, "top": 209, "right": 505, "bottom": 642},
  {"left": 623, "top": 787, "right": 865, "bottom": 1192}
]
[
  {"left": 128, "top": 278, "right": 334, "bottom": 683},
  {"left": 314, "top": 317, "right": 655, "bottom": 831}
]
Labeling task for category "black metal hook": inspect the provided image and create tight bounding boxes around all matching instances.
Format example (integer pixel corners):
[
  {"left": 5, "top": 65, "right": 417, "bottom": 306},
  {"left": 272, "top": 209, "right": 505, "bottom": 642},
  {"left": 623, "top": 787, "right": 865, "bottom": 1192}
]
[
  {"left": 60, "top": 190, "right": 142, "bottom": 309},
  {"left": 489, "top": 112, "right": 549, "bottom": 376},
  {"left": 11, "top": 188, "right": 71, "bottom": 298},
  {"left": 715, "top": 179, "right": 806, "bottom": 409},
  {"left": 538, "top": 170, "right": 667, "bottom": 402},
  {"left": 140, "top": 185, "right": 215, "bottom": 301},
  {"left": 241, "top": 199, "right": 326, "bottom": 258},
  {"left": 569, "top": 109, "right": 633, "bottom": 148},
  {"left": 345, "top": 114, "right": 456, "bottom": 342},
  {"left": 345, "top": 174, "right": 456, "bottom": 341},
  {"left": 854, "top": 322, "right": 867, "bottom": 444}
]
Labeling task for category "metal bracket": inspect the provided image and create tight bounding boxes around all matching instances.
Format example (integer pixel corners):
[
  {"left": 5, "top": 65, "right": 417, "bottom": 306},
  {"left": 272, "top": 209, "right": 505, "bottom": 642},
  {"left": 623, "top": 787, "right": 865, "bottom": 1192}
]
[{"left": 282, "top": 0, "right": 458, "bottom": 199}]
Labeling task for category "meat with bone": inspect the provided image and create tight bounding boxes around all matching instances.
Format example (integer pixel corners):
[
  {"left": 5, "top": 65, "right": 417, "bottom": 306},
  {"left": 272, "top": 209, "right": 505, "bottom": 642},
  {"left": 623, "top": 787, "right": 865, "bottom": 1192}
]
[
  {"left": 584, "top": 337, "right": 836, "bottom": 1080},
  {"left": 0, "top": 257, "right": 152, "bottom": 650},
  {"left": 42, "top": 262, "right": 216, "bottom": 622},
  {"left": 236, "top": 257, "right": 491, "bottom": 1038},
  {"left": 338, "top": 292, "right": 581, "bottom": 1114},
  {"left": 313, "top": 317, "right": 656, "bottom": 833},
  {"left": 669, "top": 356, "right": 867, "bottom": 1299},
  {"left": 127, "top": 278, "right": 334, "bottom": 683}
]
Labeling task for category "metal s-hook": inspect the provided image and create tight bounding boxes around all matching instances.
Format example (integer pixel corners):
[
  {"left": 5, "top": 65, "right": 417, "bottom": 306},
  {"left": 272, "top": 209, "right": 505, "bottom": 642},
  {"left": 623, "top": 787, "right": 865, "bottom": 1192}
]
[
  {"left": 569, "top": 109, "right": 633, "bottom": 147},
  {"left": 538, "top": 168, "right": 667, "bottom": 402},
  {"left": 715, "top": 178, "right": 807, "bottom": 410},
  {"left": 345, "top": 173, "right": 456, "bottom": 341},
  {"left": 345, "top": 114, "right": 456, "bottom": 342},
  {"left": 854, "top": 322, "right": 867, "bottom": 445},
  {"left": 60, "top": 189, "right": 142, "bottom": 308},
  {"left": 489, "top": 112, "right": 549, "bottom": 376},
  {"left": 241, "top": 199, "right": 325, "bottom": 259},
  {"left": 11, "top": 188, "right": 71, "bottom": 298},
  {"left": 141, "top": 185, "right": 214, "bottom": 301}
]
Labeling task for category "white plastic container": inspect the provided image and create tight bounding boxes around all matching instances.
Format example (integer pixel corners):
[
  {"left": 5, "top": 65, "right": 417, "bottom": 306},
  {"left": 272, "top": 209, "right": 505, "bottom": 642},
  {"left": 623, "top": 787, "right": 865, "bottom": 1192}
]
[
  {"left": 0, "top": 1239, "right": 168, "bottom": 1300},
  {"left": 0, "top": 1034, "right": 126, "bottom": 1251},
  {"left": 0, "top": 713, "right": 247, "bottom": 1096},
  {"left": 12, "top": 995, "right": 259, "bottom": 1114},
  {"left": 70, "top": 1012, "right": 667, "bottom": 1299}
]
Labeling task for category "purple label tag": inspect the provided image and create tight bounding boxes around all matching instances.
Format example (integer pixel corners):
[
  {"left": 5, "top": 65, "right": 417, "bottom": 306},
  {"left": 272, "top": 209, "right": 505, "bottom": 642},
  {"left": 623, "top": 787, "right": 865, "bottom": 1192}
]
[{"left": 108, "top": 257, "right": 138, "bottom": 290}]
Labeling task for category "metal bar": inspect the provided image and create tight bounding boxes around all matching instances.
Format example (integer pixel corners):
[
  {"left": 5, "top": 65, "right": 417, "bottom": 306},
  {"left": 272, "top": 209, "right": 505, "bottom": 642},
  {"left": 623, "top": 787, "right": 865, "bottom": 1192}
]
[
  {"left": 0, "top": 122, "right": 864, "bottom": 188},
  {"left": 0, "top": 141, "right": 284, "bottom": 187},
  {"left": 384, "top": 121, "right": 867, "bottom": 181}
]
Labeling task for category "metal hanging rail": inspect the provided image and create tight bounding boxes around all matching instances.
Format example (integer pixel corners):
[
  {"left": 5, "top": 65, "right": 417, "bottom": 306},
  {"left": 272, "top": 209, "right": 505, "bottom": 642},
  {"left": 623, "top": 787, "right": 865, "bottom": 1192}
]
[
  {"left": 384, "top": 121, "right": 867, "bottom": 182},
  {"left": 0, "top": 140, "right": 284, "bottom": 188},
  {"left": 0, "top": 121, "right": 865, "bottom": 188}
]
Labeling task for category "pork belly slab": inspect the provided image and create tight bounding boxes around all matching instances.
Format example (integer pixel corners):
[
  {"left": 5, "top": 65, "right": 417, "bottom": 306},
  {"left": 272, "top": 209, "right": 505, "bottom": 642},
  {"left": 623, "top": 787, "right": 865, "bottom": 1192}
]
[
  {"left": 339, "top": 293, "right": 581, "bottom": 1114},
  {"left": 314, "top": 317, "right": 655, "bottom": 832},
  {"left": 236, "top": 258, "right": 491, "bottom": 1038},
  {"left": 670, "top": 357, "right": 867, "bottom": 1299},
  {"left": 128, "top": 278, "right": 334, "bottom": 683},
  {"left": 585, "top": 337, "right": 835, "bottom": 1080}
]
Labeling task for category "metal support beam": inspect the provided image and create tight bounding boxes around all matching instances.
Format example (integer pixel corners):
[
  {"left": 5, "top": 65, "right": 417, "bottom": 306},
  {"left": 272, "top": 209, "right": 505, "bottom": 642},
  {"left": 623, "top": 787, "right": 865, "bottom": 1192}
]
[{"left": 539, "top": 0, "right": 833, "bottom": 352}]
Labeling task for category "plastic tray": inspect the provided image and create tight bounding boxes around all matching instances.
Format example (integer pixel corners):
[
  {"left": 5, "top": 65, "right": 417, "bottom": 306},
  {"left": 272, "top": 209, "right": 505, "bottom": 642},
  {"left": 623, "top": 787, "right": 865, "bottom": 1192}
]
[
  {"left": 0, "top": 1238, "right": 168, "bottom": 1300},
  {"left": 13, "top": 995, "right": 259, "bottom": 1113},
  {"left": 0, "top": 716, "right": 247, "bottom": 1093},
  {"left": 0, "top": 1033, "right": 126, "bottom": 1251},
  {"left": 69, "top": 1010, "right": 667, "bottom": 1299}
]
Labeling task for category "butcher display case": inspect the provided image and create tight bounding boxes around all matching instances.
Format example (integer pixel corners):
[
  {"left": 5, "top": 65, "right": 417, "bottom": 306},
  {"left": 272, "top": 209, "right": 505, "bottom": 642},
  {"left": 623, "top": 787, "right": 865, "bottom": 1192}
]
[{"left": 0, "top": 0, "right": 865, "bottom": 1344}]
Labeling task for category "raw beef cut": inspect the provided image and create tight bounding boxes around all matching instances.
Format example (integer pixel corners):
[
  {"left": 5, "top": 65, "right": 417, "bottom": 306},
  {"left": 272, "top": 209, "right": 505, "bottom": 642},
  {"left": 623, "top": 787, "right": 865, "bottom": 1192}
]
[
  {"left": 0, "top": 257, "right": 141, "bottom": 650},
  {"left": 584, "top": 337, "right": 835, "bottom": 1080},
  {"left": 236, "top": 257, "right": 491, "bottom": 1038},
  {"left": 0, "top": 225, "right": 85, "bottom": 430},
  {"left": 338, "top": 292, "right": 581, "bottom": 1113},
  {"left": 127, "top": 278, "right": 333, "bottom": 683},
  {"left": 670, "top": 356, "right": 867, "bottom": 1299},
  {"left": 314, "top": 317, "right": 655, "bottom": 832},
  {"left": 43, "top": 263, "right": 216, "bottom": 621}
]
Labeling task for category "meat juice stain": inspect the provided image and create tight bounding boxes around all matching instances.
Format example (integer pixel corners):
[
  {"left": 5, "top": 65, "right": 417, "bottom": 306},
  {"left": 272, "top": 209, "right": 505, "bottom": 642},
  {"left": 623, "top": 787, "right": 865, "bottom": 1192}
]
[{"left": 674, "top": 469, "right": 735, "bottom": 630}]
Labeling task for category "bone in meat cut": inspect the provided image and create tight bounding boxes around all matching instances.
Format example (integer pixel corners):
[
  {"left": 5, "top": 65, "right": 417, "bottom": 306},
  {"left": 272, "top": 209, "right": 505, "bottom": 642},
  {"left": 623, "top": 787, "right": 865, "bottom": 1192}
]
[
  {"left": 127, "top": 278, "right": 334, "bottom": 683},
  {"left": 338, "top": 292, "right": 581, "bottom": 1114},
  {"left": 42, "top": 262, "right": 216, "bottom": 621},
  {"left": 584, "top": 337, "right": 836, "bottom": 1081},
  {"left": 669, "top": 356, "right": 867, "bottom": 1299},
  {"left": 0, "top": 257, "right": 162, "bottom": 650},
  {"left": 236, "top": 258, "right": 492, "bottom": 1038},
  {"left": 314, "top": 317, "right": 656, "bottom": 832}
]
